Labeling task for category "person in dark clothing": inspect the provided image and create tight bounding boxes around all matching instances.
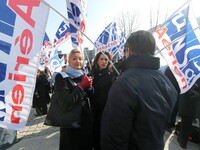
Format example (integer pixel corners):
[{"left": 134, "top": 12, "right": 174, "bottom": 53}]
[
  {"left": 164, "top": 66, "right": 181, "bottom": 132},
  {"left": 92, "top": 51, "right": 115, "bottom": 150},
  {"left": 101, "top": 30, "right": 178, "bottom": 150},
  {"left": 177, "top": 79, "right": 200, "bottom": 149},
  {"left": 33, "top": 68, "right": 50, "bottom": 116},
  {"left": 55, "top": 49, "right": 94, "bottom": 150}
]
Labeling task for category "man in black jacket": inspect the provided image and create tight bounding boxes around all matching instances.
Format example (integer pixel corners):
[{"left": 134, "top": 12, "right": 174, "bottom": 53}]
[
  {"left": 177, "top": 80, "right": 200, "bottom": 148},
  {"left": 101, "top": 30, "right": 178, "bottom": 150}
]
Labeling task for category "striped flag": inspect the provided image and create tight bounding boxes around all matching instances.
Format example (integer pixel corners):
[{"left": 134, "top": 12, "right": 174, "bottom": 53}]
[
  {"left": 115, "top": 32, "right": 127, "bottom": 59},
  {"left": 54, "top": 20, "right": 70, "bottom": 43},
  {"left": 95, "top": 21, "right": 120, "bottom": 55},
  {"left": 66, "top": 0, "right": 87, "bottom": 50},
  {"left": 153, "top": 1, "right": 200, "bottom": 93}
]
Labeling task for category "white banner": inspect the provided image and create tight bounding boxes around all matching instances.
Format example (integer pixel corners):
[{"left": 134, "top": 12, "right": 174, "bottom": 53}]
[{"left": 0, "top": 0, "right": 49, "bottom": 130}]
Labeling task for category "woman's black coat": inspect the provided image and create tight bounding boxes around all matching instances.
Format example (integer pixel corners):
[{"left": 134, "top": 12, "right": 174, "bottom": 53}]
[{"left": 54, "top": 72, "right": 94, "bottom": 150}]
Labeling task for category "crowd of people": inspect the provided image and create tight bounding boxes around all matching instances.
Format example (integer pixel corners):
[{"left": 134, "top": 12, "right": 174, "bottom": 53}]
[{"left": 33, "top": 30, "right": 199, "bottom": 150}]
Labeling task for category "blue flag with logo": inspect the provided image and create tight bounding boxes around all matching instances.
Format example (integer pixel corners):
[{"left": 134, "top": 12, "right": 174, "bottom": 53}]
[
  {"left": 54, "top": 20, "right": 70, "bottom": 43},
  {"left": 49, "top": 49, "right": 63, "bottom": 73},
  {"left": 153, "top": 1, "right": 200, "bottom": 93},
  {"left": 95, "top": 21, "right": 120, "bottom": 55},
  {"left": 66, "top": 0, "right": 87, "bottom": 50}
]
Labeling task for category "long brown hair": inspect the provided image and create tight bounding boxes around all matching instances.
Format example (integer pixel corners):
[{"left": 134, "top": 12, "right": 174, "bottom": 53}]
[{"left": 93, "top": 51, "right": 113, "bottom": 72}]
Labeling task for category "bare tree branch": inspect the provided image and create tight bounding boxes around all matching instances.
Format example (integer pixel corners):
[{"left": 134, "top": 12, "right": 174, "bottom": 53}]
[{"left": 116, "top": 10, "right": 140, "bottom": 36}]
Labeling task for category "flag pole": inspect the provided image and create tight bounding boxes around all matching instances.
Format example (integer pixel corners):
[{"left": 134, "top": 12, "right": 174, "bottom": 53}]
[{"left": 40, "top": 0, "right": 120, "bottom": 75}]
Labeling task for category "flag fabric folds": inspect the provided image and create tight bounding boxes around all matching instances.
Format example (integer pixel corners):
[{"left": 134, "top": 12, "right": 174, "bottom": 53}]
[
  {"left": 40, "top": 20, "right": 71, "bottom": 75},
  {"left": 41, "top": 32, "right": 52, "bottom": 51},
  {"left": 52, "top": 20, "right": 70, "bottom": 52},
  {"left": 153, "top": 1, "right": 200, "bottom": 93},
  {"left": 39, "top": 33, "right": 51, "bottom": 67},
  {"left": 0, "top": 0, "right": 49, "bottom": 130},
  {"left": 115, "top": 32, "right": 127, "bottom": 59},
  {"left": 95, "top": 21, "right": 120, "bottom": 56},
  {"left": 54, "top": 20, "right": 70, "bottom": 43},
  {"left": 49, "top": 49, "right": 64, "bottom": 73},
  {"left": 66, "top": 0, "right": 87, "bottom": 50}
]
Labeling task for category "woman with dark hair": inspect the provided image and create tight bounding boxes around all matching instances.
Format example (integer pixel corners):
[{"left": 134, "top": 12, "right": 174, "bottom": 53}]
[
  {"left": 92, "top": 51, "right": 115, "bottom": 150},
  {"left": 33, "top": 68, "right": 50, "bottom": 116}
]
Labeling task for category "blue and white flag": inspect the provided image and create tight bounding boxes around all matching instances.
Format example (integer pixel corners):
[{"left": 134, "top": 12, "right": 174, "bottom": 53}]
[
  {"left": 0, "top": 0, "right": 49, "bottom": 130},
  {"left": 43, "top": 32, "right": 51, "bottom": 44},
  {"left": 95, "top": 21, "right": 120, "bottom": 56},
  {"left": 115, "top": 32, "right": 127, "bottom": 59},
  {"left": 153, "top": 1, "right": 200, "bottom": 93},
  {"left": 54, "top": 20, "right": 70, "bottom": 43},
  {"left": 41, "top": 21, "right": 70, "bottom": 66},
  {"left": 39, "top": 33, "right": 51, "bottom": 66},
  {"left": 50, "top": 20, "right": 71, "bottom": 55},
  {"left": 66, "top": 0, "right": 87, "bottom": 50},
  {"left": 41, "top": 32, "right": 52, "bottom": 51},
  {"left": 49, "top": 49, "right": 63, "bottom": 73}
]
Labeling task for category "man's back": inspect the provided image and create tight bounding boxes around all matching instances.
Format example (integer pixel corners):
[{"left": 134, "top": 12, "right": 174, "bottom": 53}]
[
  {"left": 101, "top": 30, "right": 178, "bottom": 150},
  {"left": 101, "top": 56, "right": 177, "bottom": 150},
  {"left": 121, "top": 68, "right": 177, "bottom": 149}
]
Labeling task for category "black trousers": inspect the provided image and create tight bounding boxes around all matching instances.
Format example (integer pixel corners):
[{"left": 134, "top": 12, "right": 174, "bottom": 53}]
[
  {"left": 177, "top": 116, "right": 193, "bottom": 147},
  {"left": 59, "top": 127, "right": 93, "bottom": 150}
]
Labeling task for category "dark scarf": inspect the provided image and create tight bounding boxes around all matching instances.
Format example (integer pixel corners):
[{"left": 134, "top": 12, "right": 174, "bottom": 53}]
[{"left": 92, "top": 68, "right": 111, "bottom": 80}]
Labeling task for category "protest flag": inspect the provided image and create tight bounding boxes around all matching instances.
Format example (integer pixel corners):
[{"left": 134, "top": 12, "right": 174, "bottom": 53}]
[
  {"left": 0, "top": 0, "right": 49, "bottom": 130},
  {"left": 153, "top": 0, "right": 200, "bottom": 93},
  {"left": 95, "top": 21, "right": 120, "bottom": 56},
  {"left": 49, "top": 49, "right": 63, "bottom": 73},
  {"left": 39, "top": 33, "right": 52, "bottom": 67},
  {"left": 114, "top": 32, "right": 127, "bottom": 59},
  {"left": 54, "top": 20, "right": 70, "bottom": 43},
  {"left": 66, "top": 0, "right": 87, "bottom": 50}
]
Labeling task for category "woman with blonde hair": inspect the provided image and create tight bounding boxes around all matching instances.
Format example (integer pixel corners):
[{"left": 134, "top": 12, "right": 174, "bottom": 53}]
[{"left": 53, "top": 49, "right": 94, "bottom": 150}]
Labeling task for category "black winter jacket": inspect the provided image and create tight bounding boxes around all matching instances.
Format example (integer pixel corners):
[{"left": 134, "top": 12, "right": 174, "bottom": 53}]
[
  {"left": 93, "top": 68, "right": 114, "bottom": 116},
  {"left": 178, "top": 80, "right": 200, "bottom": 119},
  {"left": 101, "top": 55, "right": 178, "bottom": 150},
  {"left": 54, "top": 72, "right": 94, "bottom": 150}
]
